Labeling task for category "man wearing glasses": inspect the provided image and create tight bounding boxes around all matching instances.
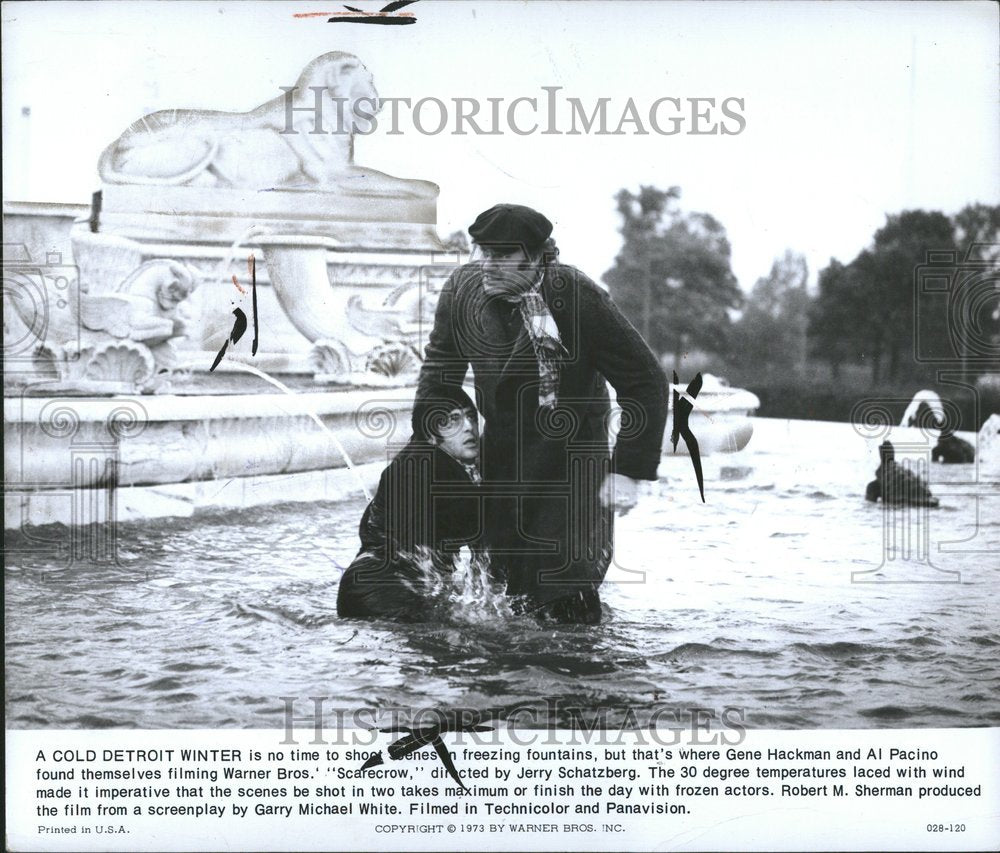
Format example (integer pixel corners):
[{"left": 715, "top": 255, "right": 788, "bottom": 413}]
[
  {"left": 415, "top": 204, "right": 669, "bottom": 624},
  {"left": 337, "top": 388, "right": 483, "bottom": 620}
]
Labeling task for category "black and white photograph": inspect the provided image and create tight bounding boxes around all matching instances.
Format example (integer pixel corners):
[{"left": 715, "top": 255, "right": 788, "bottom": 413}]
[{"left": 4, "top": 1, "right": 999, "bottom": 850}]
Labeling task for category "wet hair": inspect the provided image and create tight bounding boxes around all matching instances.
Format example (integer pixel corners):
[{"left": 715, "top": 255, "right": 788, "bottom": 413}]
[
  {"left": 412, "top": 387, "right": 478, "bottom": 442},
  {"left": 536, "top": 237, "right": 560, "bottom": 264}
]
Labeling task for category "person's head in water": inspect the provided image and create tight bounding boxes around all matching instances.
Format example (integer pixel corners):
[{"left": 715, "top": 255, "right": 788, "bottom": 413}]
[
  {"left": 468, "top": 203, "right": 558, "bottom": 297},
  {"left": 413, "top": 388, "right": 480, "bottom": 464}
]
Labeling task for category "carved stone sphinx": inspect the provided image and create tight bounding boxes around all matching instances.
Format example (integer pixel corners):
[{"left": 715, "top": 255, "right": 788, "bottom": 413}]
[
  {"left": 45, "top": 51, "right": 454, "bottom": 390},
  {"left": 98, "top": 51, "right": 435, "bottom": 200}
]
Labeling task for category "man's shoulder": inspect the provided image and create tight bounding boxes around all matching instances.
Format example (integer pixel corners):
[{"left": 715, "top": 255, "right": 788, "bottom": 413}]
[
  {"left": 380, "top": 442, "right": 470, "bottom": 484},
  {"left": 545, "top": 262, "right": 606, "bottom": 300},
  {"left": 377, "top": 440, "right": 434, "bottom": 480}
]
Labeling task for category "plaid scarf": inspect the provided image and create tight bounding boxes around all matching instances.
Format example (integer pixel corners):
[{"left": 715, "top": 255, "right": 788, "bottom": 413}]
[{"left": 517, "top": 271, "right": 567, "bottom": 411}]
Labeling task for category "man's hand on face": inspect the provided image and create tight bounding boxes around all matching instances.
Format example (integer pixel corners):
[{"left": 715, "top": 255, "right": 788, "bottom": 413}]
[{"left": 599, "top": 473, "right": 640, "bottom": 516}]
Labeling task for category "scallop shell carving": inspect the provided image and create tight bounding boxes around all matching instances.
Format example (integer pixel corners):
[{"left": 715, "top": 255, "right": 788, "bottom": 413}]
[
  {"left": 366, "top": 342, "right": 421, "bottom": 378},
  {"left": 309, "top": 339, "right": 352, "bottom": 376},
  {"left": 34, "top": 341, "right": 94, "bottom": 381},
  {"left": 84, "top": 341, "right": 155, "bottom": 386},
  {"left": 32, "top": 344, "right": 62, "bottom": 379}
]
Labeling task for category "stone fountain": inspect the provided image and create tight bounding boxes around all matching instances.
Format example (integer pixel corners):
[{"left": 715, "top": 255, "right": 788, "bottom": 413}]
[{"left": 4, "top": 52, "right": 458, "bottom": 531}]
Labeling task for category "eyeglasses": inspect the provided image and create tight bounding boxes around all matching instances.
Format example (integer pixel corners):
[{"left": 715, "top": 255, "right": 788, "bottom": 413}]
[{"left": 438, "top": 410, "right": 474, "bottom": 429}]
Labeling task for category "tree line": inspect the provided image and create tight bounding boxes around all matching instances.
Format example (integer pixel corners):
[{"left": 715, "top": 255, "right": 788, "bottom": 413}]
[{"left": 602, "top": 186, "right": 999, "bottom": 385}]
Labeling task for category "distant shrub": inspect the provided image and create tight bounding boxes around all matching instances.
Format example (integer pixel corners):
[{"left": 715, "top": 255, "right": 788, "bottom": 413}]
[{"left": 976, "top": 375, "right": 1000, "bottom": 424}]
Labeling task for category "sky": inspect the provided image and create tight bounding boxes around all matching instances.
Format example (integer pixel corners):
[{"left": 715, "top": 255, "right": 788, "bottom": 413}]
[{"left": 3, "top": 0, "right": 998, "bottom": 291}]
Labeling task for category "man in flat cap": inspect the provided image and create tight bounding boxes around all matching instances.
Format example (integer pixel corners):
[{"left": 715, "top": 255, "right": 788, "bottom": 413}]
[{"left": 415, "top": 203, "right": 668, "bottom": 624}]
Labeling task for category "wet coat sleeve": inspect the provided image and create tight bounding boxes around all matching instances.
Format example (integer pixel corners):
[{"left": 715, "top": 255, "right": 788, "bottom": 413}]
[
  {"left": 414, "top": 269, "right": 469, "bottom": 432},
  {"left": 581, "top": 282, "right": 669, "bottom": 482}
]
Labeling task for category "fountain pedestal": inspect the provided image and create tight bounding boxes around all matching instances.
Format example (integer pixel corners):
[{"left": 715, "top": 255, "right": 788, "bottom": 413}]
[
  {"left": 4, "top": 51, "right": 459, "bottom": 530},
  {"left": 98, "top": 185, "right": 441, "bottom": 249}
]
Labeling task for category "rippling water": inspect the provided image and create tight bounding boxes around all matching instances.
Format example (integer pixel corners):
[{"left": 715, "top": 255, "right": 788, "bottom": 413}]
[{"left": 6, "top": 418, "right": 999, "bottom": 729}]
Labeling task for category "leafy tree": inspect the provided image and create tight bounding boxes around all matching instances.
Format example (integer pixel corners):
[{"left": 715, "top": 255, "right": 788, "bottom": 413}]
[
  {"left": 950, "top": 204, "right": 1000, "bottom": 362},
  {"left": 953, "top": 203, "right": 1000, "bottom": 261},
  {"left": 730, "top": 250, "right": 810, "bottom": 373},
  {"left": 808, "top": 259, "right": 863, "bottom": 380},
  {"left": 602, "top": 186, "right": 742, "bottom": 367},
  {"left": 442, "top": 230, "right": 470, "bottom": 254},
  {"left": 869, "top": 211, "right": 956, "bottom": 380},
  {"left": 810, "top": 210, "right": 957, "bottom": 383}
]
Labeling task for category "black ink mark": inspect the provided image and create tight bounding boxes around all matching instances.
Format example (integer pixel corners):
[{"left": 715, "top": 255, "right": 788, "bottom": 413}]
[
  {"left": 89, "top": 190, "right": 102, "bottom": 233},
  {"left": 672, "top": 370, "right": 705, "bottom": 502},
  {"left": 210, "top": 254, "right": 259, "bottom": 371},
  {"left": 361, "top": 718, "right": 493, "bottom": 792},
  {"left": 249, "top": 254, "right": 259, "bottom": 356},
  {"left": 210, "top": 309, "right": 247, "bottom": 372},
  {"left": 327, "top": 0, "right": 417, "bottom": 24}
]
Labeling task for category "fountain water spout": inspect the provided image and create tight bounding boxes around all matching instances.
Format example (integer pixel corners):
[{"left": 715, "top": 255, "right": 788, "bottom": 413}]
[{"left": 223, "top": 361, "right": 372, "bottom": 501}]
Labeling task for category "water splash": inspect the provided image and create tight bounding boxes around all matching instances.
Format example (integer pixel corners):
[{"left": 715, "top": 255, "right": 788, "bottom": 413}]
[
  {"left": 449, "top": 549, "right": 512, "bottom": 623},
  {"left": 403, "top": 547, "right": 513, "bottom": 624},
  {"left": 223, "top": 361, "right": 372, "bottom": 502}
]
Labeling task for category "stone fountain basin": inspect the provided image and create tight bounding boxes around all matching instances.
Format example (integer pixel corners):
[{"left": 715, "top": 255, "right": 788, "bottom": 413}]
[{"left": 5, "top": 389, "right": 414, "bottom": 526}]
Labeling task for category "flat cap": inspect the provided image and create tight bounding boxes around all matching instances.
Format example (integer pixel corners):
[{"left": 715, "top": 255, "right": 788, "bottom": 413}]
[{"left": 468, "top": 203, "right": 553, "bottom": 250}]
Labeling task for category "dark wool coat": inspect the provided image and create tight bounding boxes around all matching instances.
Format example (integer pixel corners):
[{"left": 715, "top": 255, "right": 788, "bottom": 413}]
[
  {"left": 337, "top": 440, "right": 481, "bottom": 620},
  {"left": 415, "top": 261, "right": 669, "bottom": 608}
]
